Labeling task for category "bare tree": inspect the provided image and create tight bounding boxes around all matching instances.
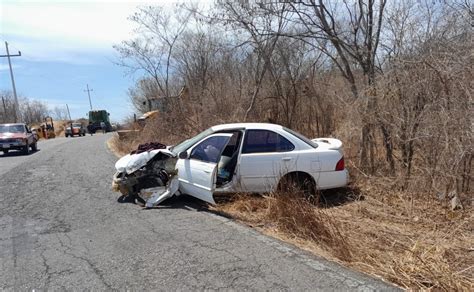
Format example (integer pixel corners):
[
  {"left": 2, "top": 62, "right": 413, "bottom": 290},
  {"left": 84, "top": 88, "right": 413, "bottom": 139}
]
[
  {"left": 214, "top": 1, "right": 290, "bottom": 121},
  {"left": 114, "top": 4, "right": 192, "bottom": 100},
  {"left": 118, "top": 0, "right": 472, "bottom": 194},
  {"left": 0, "top": 91, "right": 15, "bottom": 123},
  {"left": 240, "top": 0, "right": 388, "bottom": 171},
  {"left": 127, "top": 77, "right": 162, "bottom": 114},
  {"left": 20, "top": 98, "right": 49, "bottom": 124},
  {"left": 52, "top": 106, "right": 69, "bottom": 121}
]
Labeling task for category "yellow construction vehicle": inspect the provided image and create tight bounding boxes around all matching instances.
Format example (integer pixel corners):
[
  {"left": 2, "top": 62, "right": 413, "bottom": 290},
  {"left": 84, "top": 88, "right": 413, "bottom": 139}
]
[{"left": 35, "top": 116, "right": 56, "bottom": 139}]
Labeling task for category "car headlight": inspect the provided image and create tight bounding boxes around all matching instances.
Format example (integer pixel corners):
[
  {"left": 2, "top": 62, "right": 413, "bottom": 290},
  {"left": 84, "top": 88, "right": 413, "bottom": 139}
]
[{"left": 16, "top": 138, "right": 24, "bottom": 143}]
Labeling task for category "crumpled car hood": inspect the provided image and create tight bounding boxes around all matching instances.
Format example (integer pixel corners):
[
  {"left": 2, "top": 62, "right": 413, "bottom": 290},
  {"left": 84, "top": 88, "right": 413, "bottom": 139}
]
[{"left": 115, "top": 148, "right": 175, "bottom": 174}]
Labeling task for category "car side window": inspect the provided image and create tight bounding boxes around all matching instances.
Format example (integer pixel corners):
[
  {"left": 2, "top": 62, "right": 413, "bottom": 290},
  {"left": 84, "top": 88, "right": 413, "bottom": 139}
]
[
  {"left": 190, "top": 136, "right": 230, "bottom": 163},
  {"left": 242, "top": 130, "right": 295, "bottom": 154}
]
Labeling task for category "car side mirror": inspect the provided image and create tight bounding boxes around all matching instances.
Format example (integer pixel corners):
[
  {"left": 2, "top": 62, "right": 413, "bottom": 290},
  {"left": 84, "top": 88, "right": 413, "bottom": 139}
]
[{"left": 178, "top": 151, "right": 189, "bottom": 159}]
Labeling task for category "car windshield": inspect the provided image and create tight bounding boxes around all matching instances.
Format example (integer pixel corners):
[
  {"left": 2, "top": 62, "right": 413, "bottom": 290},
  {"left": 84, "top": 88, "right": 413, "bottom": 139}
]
[
  {"left": 72, "top": 123, "right": 82, "bottom": 127},
  {"left": 283, "top": 127, "right": 318, "bottom": 148},
  {"left": 0, "top": 125, "right": 25, "bottom": 133},
  {"left": 170, "top": 128, "right": 214, "bottom": 155}
]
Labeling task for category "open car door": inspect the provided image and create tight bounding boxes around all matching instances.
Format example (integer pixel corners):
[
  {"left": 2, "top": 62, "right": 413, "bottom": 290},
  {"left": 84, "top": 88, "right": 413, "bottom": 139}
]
[{"left": 176, "top": 133, "right": 233, "bottom": 204}]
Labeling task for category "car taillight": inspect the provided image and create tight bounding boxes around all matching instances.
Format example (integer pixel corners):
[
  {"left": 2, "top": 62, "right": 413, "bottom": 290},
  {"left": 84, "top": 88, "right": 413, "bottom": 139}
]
[{"left": 335, "top": 157, "right": 344, "bottom": 171}]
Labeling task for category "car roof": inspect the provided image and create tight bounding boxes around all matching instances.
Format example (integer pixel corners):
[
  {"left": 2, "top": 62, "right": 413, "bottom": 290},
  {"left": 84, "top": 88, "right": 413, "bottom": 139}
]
[{"left": 211, "top": 123, "right": 284, "bottom": 132}]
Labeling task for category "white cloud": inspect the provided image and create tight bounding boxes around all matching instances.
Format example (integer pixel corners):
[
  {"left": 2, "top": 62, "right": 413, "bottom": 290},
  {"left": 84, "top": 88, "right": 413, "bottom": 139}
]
[
  {"left": 2, "top": 1, "right": 142, "bottom": 44},
  {"left": 0, "top": 0, "right": 177, "bottom": 63}
]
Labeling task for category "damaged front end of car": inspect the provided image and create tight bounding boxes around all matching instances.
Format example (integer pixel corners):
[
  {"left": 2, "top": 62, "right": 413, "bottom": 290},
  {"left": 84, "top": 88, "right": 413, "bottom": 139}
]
[{"left": 112, "top": 149, "right": 179, "bottom": 208}]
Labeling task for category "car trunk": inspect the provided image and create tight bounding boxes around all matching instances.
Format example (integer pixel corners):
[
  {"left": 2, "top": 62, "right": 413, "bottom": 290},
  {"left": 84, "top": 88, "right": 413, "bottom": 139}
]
[{"left": 312, "top": 138, "right": 343, "bottom": 152}]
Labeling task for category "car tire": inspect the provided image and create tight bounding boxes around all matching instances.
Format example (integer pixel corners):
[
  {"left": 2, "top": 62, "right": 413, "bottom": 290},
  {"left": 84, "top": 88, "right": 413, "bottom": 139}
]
[
  {"left": 22, "top": 143, "right": 30, "bottom": 155},
  {"left": 31, "top": 142, "right": 38, "bottom": 152},
  {"left": 278, "top": 172, "right": 318, "bottom": 202}
]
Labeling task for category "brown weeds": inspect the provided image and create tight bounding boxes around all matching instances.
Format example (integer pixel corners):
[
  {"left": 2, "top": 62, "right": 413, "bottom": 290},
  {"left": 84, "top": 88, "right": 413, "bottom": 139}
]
[
  {"left": 213, "top": 185, "right": 474, "bottom": 290},
  {"left": 214, "top": 191, "right": 352, "bottom": 261},
  {"left": 265, "top": 192, "right": 352, "bottom": 260},
  {"left": 107, "top": 133, "right": 138, "bottom": 157}
]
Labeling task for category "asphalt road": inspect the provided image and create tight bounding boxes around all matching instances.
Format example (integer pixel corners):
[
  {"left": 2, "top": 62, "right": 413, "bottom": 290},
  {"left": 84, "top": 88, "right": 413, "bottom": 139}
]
[{"left": 0, "top": 134, "right": 398, "bottom": 290}]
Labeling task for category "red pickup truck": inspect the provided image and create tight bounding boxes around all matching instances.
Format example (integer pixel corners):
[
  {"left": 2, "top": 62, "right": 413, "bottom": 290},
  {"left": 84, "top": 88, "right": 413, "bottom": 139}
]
[{"left": 0, "top": 123, "right": 38, "bottom": 155}]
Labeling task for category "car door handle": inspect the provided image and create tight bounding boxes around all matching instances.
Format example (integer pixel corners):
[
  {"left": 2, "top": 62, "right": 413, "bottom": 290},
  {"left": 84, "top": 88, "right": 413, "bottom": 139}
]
[
  {"left": 203, "top": 169, "right": 212, "bottom": 173},
  {"left": 282, "top": 157, "right": 292, "bottom": 161}
]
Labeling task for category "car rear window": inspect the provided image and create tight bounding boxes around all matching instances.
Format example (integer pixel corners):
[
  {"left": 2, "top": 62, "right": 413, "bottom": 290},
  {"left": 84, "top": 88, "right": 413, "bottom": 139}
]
[
  {"left": 242, "top": 130, "right": 294, "bottom": 154},
  {"left": 283, "top": 127, "right": 318, "bottom": 148}
]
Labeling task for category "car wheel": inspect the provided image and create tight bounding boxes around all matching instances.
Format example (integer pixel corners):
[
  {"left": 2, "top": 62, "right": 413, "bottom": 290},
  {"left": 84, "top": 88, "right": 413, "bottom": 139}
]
[
  {"left": 31, "top": 141, "right": 38, "bottom": 152},
  {"left": 22, "top": 143, "right": 30, "bottom": 155},
  {"left": 278, "top": 172, "right": 318, "bottom": 202}
]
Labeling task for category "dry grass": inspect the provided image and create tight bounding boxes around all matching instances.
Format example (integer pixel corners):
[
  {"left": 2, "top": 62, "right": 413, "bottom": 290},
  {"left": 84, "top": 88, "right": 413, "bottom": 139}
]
[
  {"left": 265, "top": 192, "right": 352, "bottom": 260},
  {"left": 107, "top": 116, "right": 186, "bottom": 158},
  {"left": 107, "top": 133, "right": 139, "bottom": 157},
  {"left": 109, "top": 122, "right": 473, "bottom": 290},
  {"left": 213, "top": 184, "right": 473, "bottom": 290}
]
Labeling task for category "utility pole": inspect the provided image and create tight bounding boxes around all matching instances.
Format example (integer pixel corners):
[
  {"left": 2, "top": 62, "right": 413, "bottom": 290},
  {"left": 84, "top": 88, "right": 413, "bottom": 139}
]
[
  {"left": 84, "top": 84, "right": 93, "bottom": 110},
  {"left": 0, "top": 41, "right": 21, "bottom": 122},
  {"left": 1, "top": 96, "right": 7, "bottom": 123},
  {"left": 66, "top": 104, "right": 72, "bottom": 120}
]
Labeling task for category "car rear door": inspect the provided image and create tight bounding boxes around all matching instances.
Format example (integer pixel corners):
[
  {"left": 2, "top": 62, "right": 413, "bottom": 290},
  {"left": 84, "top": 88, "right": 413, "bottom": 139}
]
[
  {"left": 237, "top": 129, "right": 297, "bottom": 192},
  {"left": 176, "top": 133, "right": 232, "bottom": 204}
]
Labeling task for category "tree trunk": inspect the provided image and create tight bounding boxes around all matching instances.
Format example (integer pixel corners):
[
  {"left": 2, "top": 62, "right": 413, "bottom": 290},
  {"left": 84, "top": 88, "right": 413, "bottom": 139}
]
[{"left": 381, "top": 124, "right": 395, "bottom": 176}]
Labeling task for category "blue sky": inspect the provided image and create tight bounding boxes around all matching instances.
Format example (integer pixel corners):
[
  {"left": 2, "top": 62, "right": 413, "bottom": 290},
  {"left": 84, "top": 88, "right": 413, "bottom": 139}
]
[{"left": 0, "top": 0, "right": 173, "bottom": 122}]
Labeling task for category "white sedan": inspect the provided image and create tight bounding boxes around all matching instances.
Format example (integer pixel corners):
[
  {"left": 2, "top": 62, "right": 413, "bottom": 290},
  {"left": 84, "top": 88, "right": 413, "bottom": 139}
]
[{"left": 114, "top": 123, "right": 348, "bottom": 207}]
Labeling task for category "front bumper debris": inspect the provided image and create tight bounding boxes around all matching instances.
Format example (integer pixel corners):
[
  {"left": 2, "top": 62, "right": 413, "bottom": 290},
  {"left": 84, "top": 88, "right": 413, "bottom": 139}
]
[{"left": 112, "top": 148, "right": 179, "bottom": 208}]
